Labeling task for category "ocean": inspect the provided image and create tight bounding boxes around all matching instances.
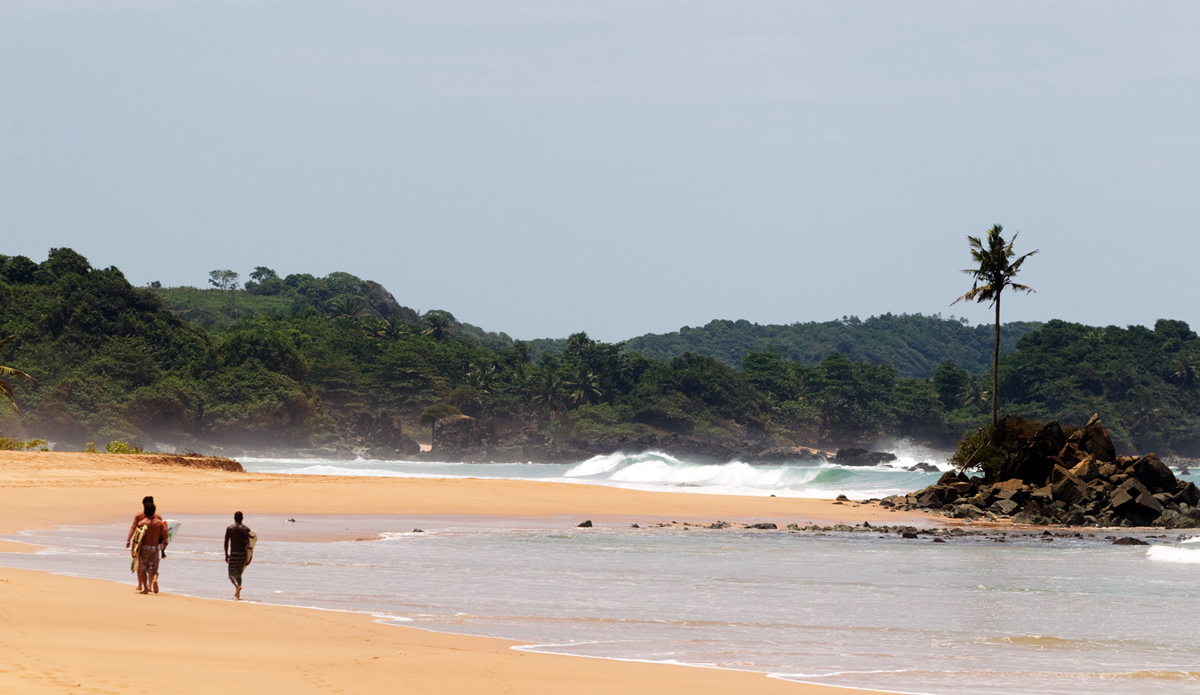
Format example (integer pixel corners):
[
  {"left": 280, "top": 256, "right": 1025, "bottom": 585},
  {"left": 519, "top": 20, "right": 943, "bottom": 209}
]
[{"left": 4, "top": 448, "right": 1199, "bottom": 695}]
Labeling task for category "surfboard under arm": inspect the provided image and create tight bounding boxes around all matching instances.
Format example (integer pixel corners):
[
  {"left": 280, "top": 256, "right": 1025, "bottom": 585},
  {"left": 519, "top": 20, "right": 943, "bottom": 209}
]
[{"left": 130, "top": 525, "right": 146, "bottom": 573}]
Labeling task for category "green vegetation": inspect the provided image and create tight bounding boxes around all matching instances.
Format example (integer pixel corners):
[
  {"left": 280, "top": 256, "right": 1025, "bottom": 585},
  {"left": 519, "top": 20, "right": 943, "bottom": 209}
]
[
  {"left": 2, "top": 247, "right": 1199, "bottom": 457},
  {"left": 0, "top": 334, "right": 37, "bottom": 414},
  {"left": 104, "top": 440, "right": 145, "bottom": 454},
  {"left": 0, "top": 437, "right": 49, "bottom": 451},
  {"left": 618, "top": 314, "right": 1042, "bottom": 378},
  {"left": 952, "top": 224, "right": 1038, "bottom": 425},
  {"left": 997, "top": 319, "right": 1200, "bottom": 456}
]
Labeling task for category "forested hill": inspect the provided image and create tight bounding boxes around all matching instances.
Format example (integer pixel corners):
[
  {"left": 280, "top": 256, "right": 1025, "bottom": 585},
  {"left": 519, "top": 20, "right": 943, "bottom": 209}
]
[
  {"left": 619, "top": 315, "right": 1044, "bottom": 378},
  {"left": 3, "top": 248, "right": 1199, "bottom": 458}
]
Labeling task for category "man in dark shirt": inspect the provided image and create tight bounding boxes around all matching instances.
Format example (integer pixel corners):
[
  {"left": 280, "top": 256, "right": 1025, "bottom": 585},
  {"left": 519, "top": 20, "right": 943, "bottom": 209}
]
[
  {"left": 224, "top": 511, "right": 251, "bottom": 600},
  {"left": 135, "top": 503, "right": 168, "bottom": 594}
]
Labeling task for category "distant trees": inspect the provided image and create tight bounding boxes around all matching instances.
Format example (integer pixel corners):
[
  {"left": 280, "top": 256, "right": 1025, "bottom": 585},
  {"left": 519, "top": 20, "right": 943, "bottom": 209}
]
[
  {"left": 10, "top": 246, "right": 1200, "bottom": 457},
  {"left": 208, "top": 270, "right": 240, "bottom": 291},
  {"left": 952, "top": 225, "right": 1038, "bottom": 426},
  {"left": 249, "top": 267, "right": 277, "bottom": 282}
]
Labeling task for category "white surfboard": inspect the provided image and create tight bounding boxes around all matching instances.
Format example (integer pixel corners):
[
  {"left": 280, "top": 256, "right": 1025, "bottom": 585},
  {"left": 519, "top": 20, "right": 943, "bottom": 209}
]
[
  {"left": 245, "top": 530, "right": 258, "bottom": 566},
  {"left": 165, "top": 519, "right": 182, "bottom": 544}
]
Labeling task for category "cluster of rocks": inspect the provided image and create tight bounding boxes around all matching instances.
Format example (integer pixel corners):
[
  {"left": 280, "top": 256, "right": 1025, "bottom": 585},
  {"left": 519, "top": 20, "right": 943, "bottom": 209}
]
[{"left": 888, "top": 415, "right": 1200, "bottom": 528}]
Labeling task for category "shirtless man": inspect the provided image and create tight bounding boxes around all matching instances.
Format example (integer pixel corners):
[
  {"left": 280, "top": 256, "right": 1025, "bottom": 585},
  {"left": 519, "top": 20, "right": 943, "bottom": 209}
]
[
  {"left": 127, "top": 497, "right": 163, "bottom": 592},
  {"left": 224, "top": 511, "right": 251, "bottom": 600},
  {"left": 134, "top": 503, "right": 168, "bottom": 594}
]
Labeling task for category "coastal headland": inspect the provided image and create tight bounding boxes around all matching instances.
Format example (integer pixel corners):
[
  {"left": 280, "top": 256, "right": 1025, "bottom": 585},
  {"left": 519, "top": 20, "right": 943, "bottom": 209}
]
[{"left": 0, "top": 451, "right": 934, "bottom": 695}]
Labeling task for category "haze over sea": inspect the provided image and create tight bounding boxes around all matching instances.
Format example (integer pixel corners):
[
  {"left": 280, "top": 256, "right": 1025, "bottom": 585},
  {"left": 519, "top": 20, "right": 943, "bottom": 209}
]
[{"left": 4, "top": 449, "right": 1200, "bottom": 695}]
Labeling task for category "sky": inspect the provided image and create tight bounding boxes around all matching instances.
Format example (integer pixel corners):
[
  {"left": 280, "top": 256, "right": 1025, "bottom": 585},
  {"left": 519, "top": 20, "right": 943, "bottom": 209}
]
[{"left": 2, "top": 1, "right": 1198, "bottom": 342}]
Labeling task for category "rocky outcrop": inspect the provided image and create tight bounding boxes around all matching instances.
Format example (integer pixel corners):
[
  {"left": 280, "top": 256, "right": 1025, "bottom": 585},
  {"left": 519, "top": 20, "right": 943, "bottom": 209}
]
[
  {"left": 433, "top": 416, "right": 491, "bottom": 452},
  {"left": 835, "top": 448, "right": 898, "bottom": 466},
  {"left": 350, "top": 411, "right": 421, "bottom": 455},
  {"left": 890, "top": 416, "right": 1200, "bottom": 528}
]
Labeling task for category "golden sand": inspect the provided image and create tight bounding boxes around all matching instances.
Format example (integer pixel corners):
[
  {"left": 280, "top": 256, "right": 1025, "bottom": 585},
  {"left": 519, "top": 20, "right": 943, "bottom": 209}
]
[{"left": 0, "top": 451, "right": 932, "bottom": 694}]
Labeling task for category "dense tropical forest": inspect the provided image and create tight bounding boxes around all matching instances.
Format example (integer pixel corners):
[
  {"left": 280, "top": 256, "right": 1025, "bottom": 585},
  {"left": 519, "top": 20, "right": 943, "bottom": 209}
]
[
  {"left": 620, "top": 315, "right": 1044, "bottom": 378},
  {"left": 1, "top": 248, "right": 1198, "bottom": 458}
]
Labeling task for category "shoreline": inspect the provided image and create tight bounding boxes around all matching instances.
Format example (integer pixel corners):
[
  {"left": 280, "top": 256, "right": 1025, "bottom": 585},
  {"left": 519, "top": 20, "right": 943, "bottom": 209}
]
[
  {"left": 0, "top": 450, "right": 930, "bottom": 695},
  {"left": 0, "top": 565, "right": 892, "bottom": 695}
]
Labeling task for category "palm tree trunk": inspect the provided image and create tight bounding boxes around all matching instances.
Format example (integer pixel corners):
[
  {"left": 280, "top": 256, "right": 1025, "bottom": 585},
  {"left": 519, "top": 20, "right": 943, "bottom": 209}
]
[{"left": 992, "top": 293, "right": 1000, "bottom": 427}]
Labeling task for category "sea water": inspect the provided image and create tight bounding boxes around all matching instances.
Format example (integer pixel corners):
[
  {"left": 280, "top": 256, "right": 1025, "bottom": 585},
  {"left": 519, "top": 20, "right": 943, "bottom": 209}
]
[
  {"left": 238, "top": 441, "right": 963, "bottom": 500},
  {"left": 4, "top": 517, "right": 1200, "bottom": 695},
  {"left": 5, "top": 448, "right": 1200, "bottom": 695}
]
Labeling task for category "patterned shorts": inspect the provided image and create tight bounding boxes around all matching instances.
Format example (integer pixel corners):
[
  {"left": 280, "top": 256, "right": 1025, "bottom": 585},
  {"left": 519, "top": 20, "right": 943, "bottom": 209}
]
[
  {"left": 228, "top": 551, "right": 246, "bottom": 580},
  {"left": 139, "top": 544, "right": 160, "bottom": 575}
]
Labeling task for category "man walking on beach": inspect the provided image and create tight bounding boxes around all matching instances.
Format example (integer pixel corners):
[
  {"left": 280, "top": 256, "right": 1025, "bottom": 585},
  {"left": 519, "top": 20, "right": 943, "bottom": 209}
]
[
  {"left": 224, "top": 511, "right": 251, "bottom": 600},
  {"left": 134, "top": 503, "right": 168, "bottom": 594},
  {"left": 127, "top": 496, "right": 163, "bottom": 592}
]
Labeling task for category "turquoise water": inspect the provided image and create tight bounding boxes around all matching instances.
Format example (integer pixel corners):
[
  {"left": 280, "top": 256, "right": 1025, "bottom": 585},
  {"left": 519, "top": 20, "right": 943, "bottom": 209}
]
[{"left": 4, "top": 515, "right": 1200, "bottom": 695}]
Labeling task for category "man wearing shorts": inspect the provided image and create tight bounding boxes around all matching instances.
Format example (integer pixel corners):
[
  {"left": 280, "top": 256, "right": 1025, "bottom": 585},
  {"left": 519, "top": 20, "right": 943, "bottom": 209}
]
[
  {"left": 134, "top": 503, "right": 168, "bottom": 594},
  {"left": 224, "top": 511, "right": 251, "bottom": 600},
  {"left": 126, "top": 496, "right": 162, "bottom": 592}
]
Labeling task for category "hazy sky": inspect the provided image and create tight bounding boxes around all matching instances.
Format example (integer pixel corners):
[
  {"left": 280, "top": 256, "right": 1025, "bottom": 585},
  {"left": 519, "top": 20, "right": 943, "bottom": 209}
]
[{"left": 3, "top": 1, "right": 1198, "bottom": 341}]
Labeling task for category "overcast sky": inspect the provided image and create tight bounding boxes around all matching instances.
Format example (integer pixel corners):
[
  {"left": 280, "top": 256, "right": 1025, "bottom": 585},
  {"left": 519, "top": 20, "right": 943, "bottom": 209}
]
[{"left": 2, "top": 1, "right": 1198, "bottom": 341}]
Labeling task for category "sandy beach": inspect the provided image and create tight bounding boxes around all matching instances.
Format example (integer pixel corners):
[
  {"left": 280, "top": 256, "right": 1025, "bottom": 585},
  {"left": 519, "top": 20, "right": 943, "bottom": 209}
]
[{"left": 0, "top": 451, "right": 936, "bottom": 694}]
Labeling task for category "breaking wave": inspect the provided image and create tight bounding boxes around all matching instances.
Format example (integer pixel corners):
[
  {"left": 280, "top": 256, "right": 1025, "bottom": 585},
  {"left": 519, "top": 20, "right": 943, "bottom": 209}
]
[
  {"left": 242, "top": 444, "right": 953, "bottom": 498},
  {"left": 1146, "top": 545, "right": 1200, "bottom": 564}
]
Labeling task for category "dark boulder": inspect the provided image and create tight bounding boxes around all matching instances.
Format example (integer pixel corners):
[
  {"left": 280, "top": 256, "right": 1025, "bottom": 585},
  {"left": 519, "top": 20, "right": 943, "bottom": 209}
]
[
  {"left": 997, "top": 448, "right": 1055, "bottom": 487},
  {"left": 753, "top": 447, "right": 824, "bottom": 463},
  {"left": 1151, "top": 510, "right": 1198, "bottom": 529},
  {"left": 835, "top": 448, "right": 898, "bottom": 466},
  {"left": 577, "top": 520, "right": 593, "bottom": 528},
  {"left": 991, "top": 478, "right": 1026, "bottom": 501},
  {"left": 1130, "top": 454, "right": 1178, "bottom": 494},
  {"left": 1173, "top": 481, "right": 1200, "bottom": 507},
  {"left": 1111, "top": 478, "right": 1158, "bottom": 513},
  {"left": 1033, "top": 421, "right": 1068, "bottom": 460},
  {"left": 1112, "top": 537, "right": 1149, "bottom": 545},
  {"left": 1080, "top": 414, "right": 1117, "bottom": 463},
  {"left": 1011, "top": 509, "right": 1047, "bottom": 525},
  {"left": 1068, "top": 456, "right": 1100, "bottom": 482},
  {"left": 748, "top": 522, "right": 778, "bottom": 530},
  {"left": 990, "top": 498, "right": 1019, "bottom": 516},
  {"left": 1049, "top": 466, "right": 1087, "bottom": 506}
]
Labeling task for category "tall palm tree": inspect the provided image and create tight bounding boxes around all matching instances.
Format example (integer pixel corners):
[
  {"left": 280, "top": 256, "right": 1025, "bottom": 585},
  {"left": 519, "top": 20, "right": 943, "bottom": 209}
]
[
  {"left": 530, "top": 373, "right": 568, "bottom": 419},
  {"left": 565, "top": 369, "right": 602, "bottom": 407},
  {"left": 958, "top": 378, "right": 989, "bottom": 414},
  {"left": 952, "top": 225, "right": 1038, "bottom": 426},
  {"left": 0, "top": 335, "right": 37, "bottom": 415},
  {"left": 421, "top": 311, "right": 454, "bottom": 341}
]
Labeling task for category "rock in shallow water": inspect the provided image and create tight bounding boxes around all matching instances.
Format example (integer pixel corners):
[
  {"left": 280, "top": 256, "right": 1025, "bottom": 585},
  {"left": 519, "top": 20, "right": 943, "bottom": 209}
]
[{"left": 1112, "top": 537, "right": 1149, "bottom": 546}]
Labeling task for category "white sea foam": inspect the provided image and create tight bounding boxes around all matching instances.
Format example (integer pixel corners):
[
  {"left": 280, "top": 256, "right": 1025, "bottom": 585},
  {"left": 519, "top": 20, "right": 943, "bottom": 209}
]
[
  {"left": 242, "top": 446, "right": 953, "bottom": 498},
  {"left": 1146, "top": 545, "right": 1200, "bottom": 564}
]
